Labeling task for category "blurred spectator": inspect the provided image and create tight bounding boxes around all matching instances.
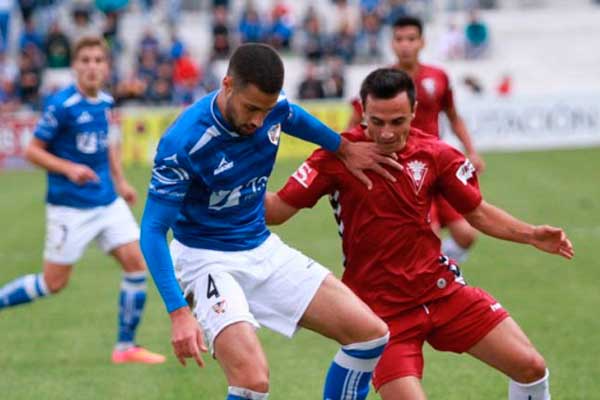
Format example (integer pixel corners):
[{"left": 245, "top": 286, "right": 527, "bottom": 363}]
[
  {"left": 102, "top": 11, "right": 123, "bottom": 58},
  {"left": 332, "top": 0, "right": 360, "bottom": 35},
  {"left": 17, "top": 0, "right": 35, "bottom": 23},
  {"left": 173, "top": 49, "right": 201, "bottom": 105},
  {"left": 497, "top": 74, "right": 512, "bottom": 96},
  {"left": 0, "top": 0, "right": 12, "bottom": 54},
  {"left": 438, "top": 22, "right": 464, "bottom": 60},
  {"left": 360, "top": 0, "right": 382, "bottom": 15},
  {"left": 298, "top": 63, "right": 325, "bottom": 100},
  {"left": 16, "top": 50, "right": 42, "bottom": 109},
  {"left": 45, "top": 22, "right": 71, "bottom": 68},
  {"left": 302, "top": 8, "right": 326, "bottom": 62},
  {"left": 139, "top": 28, "right": 160, "bottom": 55},
  {"left": 323, "top": 56, "right": 345, "bottom": 98},
  {"left": 198, "top": 57, "right": 219, "bottom": 95},
  {"left": 95, "top": 0, "right": 129, "bottom": 14},
  {"left": 330, "top": 22, "right": 356, "bottom": 64},
  {"left": 19, "top": 18, "right": 43, "bottom": 53},
  {"left": 67, "top": 5, "right": 101, "bottom": 42},
  {"left": 147, "top": 58, "right": 173, "bottom": 104},
  {"left": 267, "top": 1, "right": 294, "bottom": 50},
  {"left": 465, "top": 10, "right": 489, "bottom": 59},
  {"left": 137, "top": 48, "right": 159, "bottom": 89},
  {"left": 0, "top": 78, "right": 18, "bottom": 112},
  {"left": 115, "top": 71, "right": 146, "bottom": 104},
  {"left": 0, "top": 50, "right": 17, "bottom": 81},
  {"left": 212, "top": 5, "right": 231, "bottom": 58},
  {"left": 213, "top": 0, "right": 229, "bottom": 9},
  {"left": 356, "top": 11, "right": 383, "bottom": 61},
  {"left": 169, "top": 31, "right": 185, "bottom": 60},
  {"left": 386, "top": 0, "right": 408, "bottom": 25},
  {"left": 238, "top": 4, "right": 265, "bottom": 43}
]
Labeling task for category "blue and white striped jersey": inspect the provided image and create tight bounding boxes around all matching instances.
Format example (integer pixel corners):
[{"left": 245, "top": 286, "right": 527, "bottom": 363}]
[
  {"left": 34, "top": 84, "right": 117, "bottom": 208},
  {"left": 148, "top": 90, "right": 340, "bottom": 251}
]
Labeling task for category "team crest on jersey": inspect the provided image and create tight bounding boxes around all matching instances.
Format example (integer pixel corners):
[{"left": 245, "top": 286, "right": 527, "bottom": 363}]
[
  {"left": 268, "top": 123, "right": 281, "bottom": 145},
  {"left": 421, "top": 78, "right": 437, "bottom": 97},
  {"left": 406, "top": 160, "right": 428, "bottom": 193},
  {"left": 212, "top": 300, "right": 226, "bottom": 314},
  {"left": 456, "top": 159, "right": 476, "bottom": 185}
]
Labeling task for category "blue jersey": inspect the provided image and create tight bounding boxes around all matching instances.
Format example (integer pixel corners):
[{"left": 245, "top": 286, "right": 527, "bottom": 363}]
[
  {"left": 34, "top": 85, "right": 118, "bottom": 208},
  {"left": 148, "top": 91, "right": 340, "bottom": 251}
]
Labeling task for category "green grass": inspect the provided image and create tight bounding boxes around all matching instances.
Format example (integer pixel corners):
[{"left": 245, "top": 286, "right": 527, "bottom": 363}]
[{"left": 1, "top": 147, "right": 599, "bottom": 399}]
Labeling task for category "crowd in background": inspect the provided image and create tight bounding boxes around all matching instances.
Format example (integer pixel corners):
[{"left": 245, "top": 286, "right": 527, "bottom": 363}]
[{"left": 0, "top": 0, "right": 493, "bottom": 112}]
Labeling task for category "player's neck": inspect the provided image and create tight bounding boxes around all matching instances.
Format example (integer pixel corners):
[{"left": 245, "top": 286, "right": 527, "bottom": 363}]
[
  {"left": 395, "top": 61, "right": 419, "bottom": 77},
  {"left": 76, "top": 83, "right": 99, "bottom": 100}
]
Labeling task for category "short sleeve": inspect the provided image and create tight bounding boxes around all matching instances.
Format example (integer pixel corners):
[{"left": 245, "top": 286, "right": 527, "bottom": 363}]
[
  {"left": 436, "top": 146, "right": 482, "bottom": 214},
  {"left": 34, "top": 103, "right": 64, "bottom": 143},
  {"left": 277, "top": 149, "right": 337, "bottom": 209}
]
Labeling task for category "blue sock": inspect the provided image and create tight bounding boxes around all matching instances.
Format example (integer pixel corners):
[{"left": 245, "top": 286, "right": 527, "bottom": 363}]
[
  {"left": 0, "top": 274, "right": 49, "bottom": 309},
  {"left": 323, "top": 333, "right": 389, "bottom": 400},
  {"left": 226, "top": 386, "right": 269, "bottom": 399},
  {"left": 116, "top": 271, "right": 147, "bottom": 349}
]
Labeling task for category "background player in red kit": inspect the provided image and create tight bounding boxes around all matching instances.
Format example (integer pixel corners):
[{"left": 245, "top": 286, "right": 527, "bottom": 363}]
[
  {"left": 266, "top": 68, "right": 573, "bottom": 399},
  {"left": 348, "top": 16, "right": 482, "bottom": 265}
]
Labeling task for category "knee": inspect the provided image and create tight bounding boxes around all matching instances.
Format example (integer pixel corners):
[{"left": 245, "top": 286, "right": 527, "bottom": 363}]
[
  {"left": 229, "top": 362, "right": 270, "bottom": 393},
  {"left": 366, "top": 316, "right": 390, "bottom": 342},
  {"left": 515, "top": 351, "right": 547, "bottom": 383},
  {"left": 122, "top": 255, "right": 146, "bottom": 273},
  {"left": 45, "top": 275, "right": 68, "bottom": 293}
]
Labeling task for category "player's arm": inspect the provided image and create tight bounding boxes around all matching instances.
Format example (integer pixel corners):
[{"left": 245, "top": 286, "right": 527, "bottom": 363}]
[
  {"left": 437, "top": 148, "right": 573, "bottom": 260},
  {"left": 264, "top": 192, "right": 299, "bottom": 225},
  {"left": 464, "top": 201, "right": 574, "bottom": 259},
  {"left": 26, "top": 105, "right": 98, "bottom": 185},
  {"left": 283, "top": 103, "right": 402, "bottom": 189},
  {"left": 108, "top": 136, "right": 137, "bottom": 205},
  {"left": 445, "top": 104, "right": 485, "bottom": 172},
  {"left": 140, "top": 150, "right": 207, "bottom": 368}
]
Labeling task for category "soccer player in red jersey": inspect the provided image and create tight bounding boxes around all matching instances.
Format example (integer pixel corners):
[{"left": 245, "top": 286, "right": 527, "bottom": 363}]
[
  {"left": 266, "top": 68, "right": 573, "bottom": 399},
  {"left": 348, "top": 16, "right": 482, "bottom": 266}
]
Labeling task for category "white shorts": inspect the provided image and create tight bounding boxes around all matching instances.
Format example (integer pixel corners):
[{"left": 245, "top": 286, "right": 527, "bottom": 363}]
[
  {"left": 170, "top": 233, "right": 330, "bottom": 350},
  {"left": 44, "top": 197, "right": 140, "bottom": 265}
]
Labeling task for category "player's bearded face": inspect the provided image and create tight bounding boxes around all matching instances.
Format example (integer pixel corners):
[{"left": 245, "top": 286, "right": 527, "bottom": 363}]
[
  {"left": 225, "top": 82, "right": 279, "bottom": 136},
  {"left": 364, "top": 92, "right": 414, "bottom": 151},
  {"left": 392, "top": 27, "right": 423, "bottom": 65},
  {"left": 73, "top": 46, "right": 108, "bottom": 95}
]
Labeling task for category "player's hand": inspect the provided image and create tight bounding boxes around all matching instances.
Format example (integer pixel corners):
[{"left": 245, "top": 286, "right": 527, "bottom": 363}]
[
  {"left": 116, "top": 180, "right": 138, "bottom": 205},
  {"left": 530, "top": 225, "right": 574, "bottom": 259},
  {"left": 336, "top": 138, "right": 402, "bottom": 190},
  {"left": 169, "top": 307, "right": 208, "bottom": 368},
  {"left": 65, "top": 163, "right": 99, "bottom": 185},
  {"left": 467, "top": 152, "right": 486, "bottom": 174}
]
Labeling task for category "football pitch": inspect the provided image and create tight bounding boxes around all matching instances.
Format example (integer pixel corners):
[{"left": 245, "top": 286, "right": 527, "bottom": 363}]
[{"left": 0, "top": 147, "right": 598, "bottom": 399}]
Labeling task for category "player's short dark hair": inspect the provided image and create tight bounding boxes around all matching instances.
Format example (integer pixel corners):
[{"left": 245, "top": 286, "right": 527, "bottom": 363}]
[
  {"left": 392, "top": 16, "right": 423, "bottom": 36},
  {"left": 360, "top": 68, "right": 416, "bottom": 110},
  {"left": 72, "top": 36, "right": 109, "bottom": 60},
  {"left": 227, "top": 43, "right": 284, "bottom": 94}
]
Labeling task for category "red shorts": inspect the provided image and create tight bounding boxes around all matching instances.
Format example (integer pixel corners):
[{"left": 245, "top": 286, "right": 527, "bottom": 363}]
[
  {"left": 372, "top": 286, "right": 510, "bottom": 390},
  {"left": 430, "top": 195, "right": 464, "bottom": 228}
]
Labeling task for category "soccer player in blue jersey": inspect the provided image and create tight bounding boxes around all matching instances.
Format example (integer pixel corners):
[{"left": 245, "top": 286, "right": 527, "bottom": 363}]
[
  {"left": 141, "top": 43, "right": 399, "bottom": 400},
  {"left": 0, "top": 37, "right": 165, "bottom": 364}
]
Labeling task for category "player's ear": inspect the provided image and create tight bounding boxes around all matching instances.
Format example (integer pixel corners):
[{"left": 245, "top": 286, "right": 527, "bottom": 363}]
[{"left": 222, "top": 75, "right": 234, "bottom": 95}]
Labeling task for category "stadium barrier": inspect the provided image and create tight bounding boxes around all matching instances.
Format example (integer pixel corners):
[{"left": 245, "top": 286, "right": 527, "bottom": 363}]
[{"left": 1, "top": 94, "right": 599, "bottom": 169}]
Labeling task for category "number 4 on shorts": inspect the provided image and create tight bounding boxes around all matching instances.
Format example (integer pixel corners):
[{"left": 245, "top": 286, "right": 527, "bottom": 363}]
[{"left": 207, "top": 274, "right": 220, "bottom": 299}]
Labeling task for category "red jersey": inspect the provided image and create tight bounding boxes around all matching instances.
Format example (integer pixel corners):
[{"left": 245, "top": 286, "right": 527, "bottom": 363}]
[
  {"left": 277, "top": 126, "right": 482, "bottom": 318},
  {"left": 351, "top": 64, "right": 454, "bottom": 138}
]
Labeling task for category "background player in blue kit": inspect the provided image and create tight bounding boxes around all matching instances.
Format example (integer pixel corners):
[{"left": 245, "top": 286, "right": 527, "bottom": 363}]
[
  {"left": 0, "top": 37, "right": 165, "bottom": 365},
  {"left": 140, "top": 43, "right": 400, "bottom": 400}
]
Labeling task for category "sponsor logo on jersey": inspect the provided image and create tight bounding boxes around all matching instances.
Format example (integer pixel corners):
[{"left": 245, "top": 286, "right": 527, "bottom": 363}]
[
  {"left": 406, "top": 160, "right": 428, "bottom": 193},
  {"left": 456, "top": 159, "right": 476, "bottom": 185},
  {"left": 76, "top": 111, "right": 93, "bottom": 124},
  {"left": 267, "top": 123, "right": 281, "bottom": 145},
  {"left": 292, "top": 162, "right": 318, "bottom": 188},
  {"left": 421, "top": 78, "right": 437, "bottom": 97},
  {"left": 214, "top": 156, "right": 234, "bottom": 175},
  {"left": 208, "top": 176, "right": 268, "bottom": 210}
]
